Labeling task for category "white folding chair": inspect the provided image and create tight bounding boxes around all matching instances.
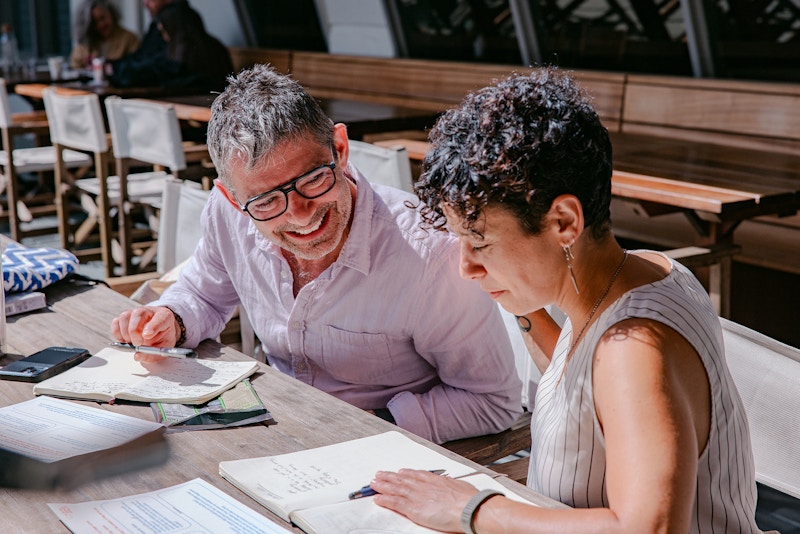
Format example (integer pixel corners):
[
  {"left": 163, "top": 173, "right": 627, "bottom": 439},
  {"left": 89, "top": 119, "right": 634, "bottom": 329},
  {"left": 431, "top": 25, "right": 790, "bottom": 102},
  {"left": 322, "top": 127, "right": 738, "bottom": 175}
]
[
  {"left": 43, "top": 87, "right": 115, "bottom": 277},
  {"left": 0, "top": 79, "right": 91, "bottom": 242},
  {"left": 108, "top": 177, "right": 210, "bottom": 298},
  {"left": 154, "top": 177, "right": 208, "bottom": 274},
  {"left": 104, "top": 96, "right": 187, "bottom": 275},
  {"left": 721, "top": 318, "right": 800, "bottom": 532},
  {"left": 347, "top": 140, "right": 414, "bottom": 193}
]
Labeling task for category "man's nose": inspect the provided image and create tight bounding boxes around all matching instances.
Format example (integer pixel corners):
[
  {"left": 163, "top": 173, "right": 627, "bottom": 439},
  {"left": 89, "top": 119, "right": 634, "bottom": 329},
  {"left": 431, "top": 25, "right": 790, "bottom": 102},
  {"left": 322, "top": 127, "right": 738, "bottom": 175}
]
[{"left": 283, "top": 190, "right": 315, "bottom": 221}]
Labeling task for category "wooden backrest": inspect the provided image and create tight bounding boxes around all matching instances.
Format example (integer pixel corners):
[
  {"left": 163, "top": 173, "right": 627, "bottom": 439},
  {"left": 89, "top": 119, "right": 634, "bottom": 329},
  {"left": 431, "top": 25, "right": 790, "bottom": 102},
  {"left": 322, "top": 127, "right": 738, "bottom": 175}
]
[
  {"left": 227, "top": 47, "right": 292, "bottom": 75},
  {"left": 225, "top": 48, "right": 800, "bottom": 150},
  {"left": 290, "top": 51, "right": 625, "bottom": 131},
  {"left": 622, "top": 75, "right": 800, "bottom": 154}
]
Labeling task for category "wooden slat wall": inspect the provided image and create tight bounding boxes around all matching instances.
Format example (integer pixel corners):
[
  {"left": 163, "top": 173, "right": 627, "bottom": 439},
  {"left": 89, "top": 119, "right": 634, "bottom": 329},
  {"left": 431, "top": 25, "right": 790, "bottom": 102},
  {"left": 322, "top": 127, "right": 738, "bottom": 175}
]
[
  {"left": 228, "top": 47, "right": 292, "bottom": 75},
  {"left": 226, "top": 48, "right": 800, "bottom": 152},
  {"left": 225, "top": 47, "right": 800, "bottom": 277},
  {"left": 288, "top": 51, "right": 625, "bottom": 131},
  {"left": 622, "top": 75, "right": 800, "bottom": 154}
]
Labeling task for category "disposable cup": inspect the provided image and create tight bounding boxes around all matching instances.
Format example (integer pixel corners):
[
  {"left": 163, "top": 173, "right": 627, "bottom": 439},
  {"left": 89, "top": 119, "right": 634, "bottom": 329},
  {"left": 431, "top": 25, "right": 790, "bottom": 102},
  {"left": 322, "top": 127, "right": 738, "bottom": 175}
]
[{"left": 47, "top": 56, "right": 64, "bottom": 79}]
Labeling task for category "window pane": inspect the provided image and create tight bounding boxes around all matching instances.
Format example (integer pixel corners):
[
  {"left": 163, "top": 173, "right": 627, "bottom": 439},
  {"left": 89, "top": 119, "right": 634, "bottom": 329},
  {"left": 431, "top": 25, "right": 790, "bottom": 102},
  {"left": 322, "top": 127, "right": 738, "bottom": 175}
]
[
  {"left": 532, "top": 0, "right": 692, "bottom": 75},
  {"left": 239, "top": 0, "right": 327, "bottom": 51},
  {"left": 394, "top": 0, "right": 523, "bottom": 63},
  {"left": 1, "top": 0, "right": 71, "bottom": 60},
  {"left": 706, "top": 0, "right": 800, "bottom": 83}
]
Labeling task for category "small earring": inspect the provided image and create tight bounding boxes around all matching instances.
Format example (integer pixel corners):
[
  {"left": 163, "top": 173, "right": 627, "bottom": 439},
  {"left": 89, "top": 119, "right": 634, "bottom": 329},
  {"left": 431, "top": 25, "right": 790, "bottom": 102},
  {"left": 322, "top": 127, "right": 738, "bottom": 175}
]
[{"left": 564, "top": 245, "right": 580, "bottom": 295}]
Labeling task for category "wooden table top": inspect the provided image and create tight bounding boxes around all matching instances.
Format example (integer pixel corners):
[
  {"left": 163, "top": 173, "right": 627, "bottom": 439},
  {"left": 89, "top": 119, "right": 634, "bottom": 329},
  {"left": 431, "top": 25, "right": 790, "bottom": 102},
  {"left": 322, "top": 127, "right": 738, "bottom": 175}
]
[
  {"left": 14, "top": 81, "right": 217, "bottom": 102},
  {"left": 0, "top": 262, "right": 560, "bottom": 532},
  {"left": 609, "top": 132, "right": 800, "bottom": 221}
]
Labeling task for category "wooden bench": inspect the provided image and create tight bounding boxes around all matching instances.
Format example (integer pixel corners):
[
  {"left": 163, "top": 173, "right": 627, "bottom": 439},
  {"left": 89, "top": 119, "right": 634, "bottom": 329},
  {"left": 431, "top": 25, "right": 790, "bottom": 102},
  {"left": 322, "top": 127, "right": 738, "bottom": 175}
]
[
  {"left": 227, "top": 48, "right": 800, "bottom": 274},
  {"left": 442, "top": 411, "right": 532, "bottom": 484},
  {"left": 289, "top": 51, "right": 625, "bottom": 130},
  {"left": 227, "top": 47, "right": 292, "bottom": 75},
  {"left": 228, "top": 48, "right": 626, "bottom": 136},
  {"left": 613, "top": 76, "right": 800, "bottom": 275},
  {"left": 375, "top": 138, "right": 743, "bottom": 316}
]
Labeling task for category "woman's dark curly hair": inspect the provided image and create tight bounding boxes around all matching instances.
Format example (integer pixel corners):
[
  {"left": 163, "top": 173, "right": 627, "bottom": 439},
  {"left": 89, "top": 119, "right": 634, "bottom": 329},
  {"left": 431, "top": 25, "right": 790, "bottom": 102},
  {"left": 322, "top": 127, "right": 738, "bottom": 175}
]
[{"left": 415, "top": 67, "right": 613, "bottom": 240}]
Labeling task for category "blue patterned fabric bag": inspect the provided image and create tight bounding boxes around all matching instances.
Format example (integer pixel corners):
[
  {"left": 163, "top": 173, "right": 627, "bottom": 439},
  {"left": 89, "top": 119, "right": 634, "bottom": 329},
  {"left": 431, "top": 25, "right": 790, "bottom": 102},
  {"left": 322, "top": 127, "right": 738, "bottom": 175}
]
[{"left": 2, "top": 242, "right": 79, "bottom": 293}]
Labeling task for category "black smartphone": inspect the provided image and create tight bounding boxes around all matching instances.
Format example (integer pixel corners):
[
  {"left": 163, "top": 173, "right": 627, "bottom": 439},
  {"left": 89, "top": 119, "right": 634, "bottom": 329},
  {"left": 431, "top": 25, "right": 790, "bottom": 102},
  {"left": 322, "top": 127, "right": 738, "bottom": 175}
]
[{"left": 0, "top": 347, "right": 91, "bottom": 383}]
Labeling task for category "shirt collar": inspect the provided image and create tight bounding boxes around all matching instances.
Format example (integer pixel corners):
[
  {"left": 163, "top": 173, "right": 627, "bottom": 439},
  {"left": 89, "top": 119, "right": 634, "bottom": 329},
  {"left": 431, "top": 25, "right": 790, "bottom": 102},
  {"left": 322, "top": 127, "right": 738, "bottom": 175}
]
[{"left": 333, "top": 161, "right": 373, "bottom": 276}]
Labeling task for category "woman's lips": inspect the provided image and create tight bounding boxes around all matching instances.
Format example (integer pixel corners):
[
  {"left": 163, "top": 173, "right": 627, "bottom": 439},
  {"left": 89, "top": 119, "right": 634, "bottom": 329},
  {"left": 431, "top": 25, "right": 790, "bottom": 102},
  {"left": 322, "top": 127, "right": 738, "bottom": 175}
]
[{"left": 487, "top": 289, "right": 505, "bottom": 300}]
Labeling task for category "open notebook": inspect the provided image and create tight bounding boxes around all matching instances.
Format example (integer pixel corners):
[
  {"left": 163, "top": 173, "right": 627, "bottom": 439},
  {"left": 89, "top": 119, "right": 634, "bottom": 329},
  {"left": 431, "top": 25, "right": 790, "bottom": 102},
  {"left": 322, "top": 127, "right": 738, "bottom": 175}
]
[
  {"left": 33, "top": 347, "right": 259, "bottom": 404},
  {"left": 219, "top": 430, "right": 535, "bottom": 534}
]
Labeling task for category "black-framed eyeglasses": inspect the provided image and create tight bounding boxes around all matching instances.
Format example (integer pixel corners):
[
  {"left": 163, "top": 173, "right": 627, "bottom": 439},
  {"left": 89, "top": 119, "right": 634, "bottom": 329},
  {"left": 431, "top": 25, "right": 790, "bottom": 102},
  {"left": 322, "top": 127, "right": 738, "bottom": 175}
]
[{"left": 241, "top": 147, "right": 337, "bottom": 222}]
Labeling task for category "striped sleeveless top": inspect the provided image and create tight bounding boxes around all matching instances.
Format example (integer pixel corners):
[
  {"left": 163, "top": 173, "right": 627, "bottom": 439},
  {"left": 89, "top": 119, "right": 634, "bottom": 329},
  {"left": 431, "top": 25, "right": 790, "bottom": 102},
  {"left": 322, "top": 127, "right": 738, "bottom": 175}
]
[{"left": 528, "top": 252, "right": 760, "bottom": 533}]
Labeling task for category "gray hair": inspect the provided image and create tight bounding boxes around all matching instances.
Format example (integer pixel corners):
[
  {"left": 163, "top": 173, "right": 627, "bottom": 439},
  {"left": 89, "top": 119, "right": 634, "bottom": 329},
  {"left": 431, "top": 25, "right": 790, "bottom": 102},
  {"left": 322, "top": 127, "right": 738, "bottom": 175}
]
[
  {"left": 73, "top": 0, "right": 121, "bottom": 48},
  {"left": 207, "top": 64, "right": 334, "bottom": 190}
]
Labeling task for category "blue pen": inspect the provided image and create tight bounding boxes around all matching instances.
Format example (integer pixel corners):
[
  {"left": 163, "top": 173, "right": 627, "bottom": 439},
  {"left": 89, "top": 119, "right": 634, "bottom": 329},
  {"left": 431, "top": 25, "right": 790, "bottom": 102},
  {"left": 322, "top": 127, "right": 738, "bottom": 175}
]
[{"left": 348, "top": 469, "right": 446, "bottom": 500}]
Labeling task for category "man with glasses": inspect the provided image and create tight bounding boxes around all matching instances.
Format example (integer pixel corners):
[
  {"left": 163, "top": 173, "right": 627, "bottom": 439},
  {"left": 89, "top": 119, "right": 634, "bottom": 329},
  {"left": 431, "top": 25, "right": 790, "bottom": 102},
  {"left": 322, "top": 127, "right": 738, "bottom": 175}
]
[{"left": 110, "top": 65, "right": 522, "bottom": 444}]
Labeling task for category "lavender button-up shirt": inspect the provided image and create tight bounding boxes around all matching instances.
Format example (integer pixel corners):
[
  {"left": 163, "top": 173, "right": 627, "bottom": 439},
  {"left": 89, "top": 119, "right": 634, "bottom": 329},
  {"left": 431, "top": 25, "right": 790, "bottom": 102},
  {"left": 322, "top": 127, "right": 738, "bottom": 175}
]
[{"left": 154, "top": 166, "right": 522, "bottom": 443}]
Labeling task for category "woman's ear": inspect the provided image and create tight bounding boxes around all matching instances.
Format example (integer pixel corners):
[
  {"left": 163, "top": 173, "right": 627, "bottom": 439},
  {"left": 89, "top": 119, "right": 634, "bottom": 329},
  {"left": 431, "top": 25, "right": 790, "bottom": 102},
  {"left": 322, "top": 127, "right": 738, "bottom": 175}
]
[
  {"left": 214, "top": 179, "right": 245, "bottom": 213},
  {"left": 549, "top": 194, "right": 584, "bottom": 244}
]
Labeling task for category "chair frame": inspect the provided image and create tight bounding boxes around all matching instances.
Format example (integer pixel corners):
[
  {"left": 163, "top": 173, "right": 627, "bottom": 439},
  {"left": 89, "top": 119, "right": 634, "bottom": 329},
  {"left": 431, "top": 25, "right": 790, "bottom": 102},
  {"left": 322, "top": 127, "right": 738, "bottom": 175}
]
[
  {"left": 43, "top": 88, "right": 114, "bottom": 277},
  {"left": 0, "top": 79, "right": 90, "bottom": 243},
  {"left": 104, "top": 97, "right": 187, "bottom": 275}
]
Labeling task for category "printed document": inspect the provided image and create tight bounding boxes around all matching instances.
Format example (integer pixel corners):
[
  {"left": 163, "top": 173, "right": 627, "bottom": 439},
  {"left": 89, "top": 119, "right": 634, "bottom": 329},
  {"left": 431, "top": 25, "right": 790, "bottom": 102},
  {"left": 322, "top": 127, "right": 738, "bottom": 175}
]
[{"left": 49, "top": 478, "right": 291, "bottom": 534}]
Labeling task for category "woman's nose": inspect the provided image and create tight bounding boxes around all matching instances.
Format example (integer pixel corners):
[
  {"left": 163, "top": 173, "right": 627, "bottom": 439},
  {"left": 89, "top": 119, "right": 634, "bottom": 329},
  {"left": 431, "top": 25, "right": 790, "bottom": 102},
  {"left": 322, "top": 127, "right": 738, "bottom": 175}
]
[{"left": 459, "top": 244, "right": 486, "bottom": 280}]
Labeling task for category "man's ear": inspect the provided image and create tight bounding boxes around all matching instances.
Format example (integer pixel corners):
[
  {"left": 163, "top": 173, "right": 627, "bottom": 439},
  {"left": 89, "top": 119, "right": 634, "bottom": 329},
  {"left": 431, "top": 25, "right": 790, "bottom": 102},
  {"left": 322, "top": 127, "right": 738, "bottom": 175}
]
[
  {"left": 333, "top": 123, "right": 349, "bottom": 166},
  {"left": 214, "top": 179, "right": 245, "bottom": 213}
]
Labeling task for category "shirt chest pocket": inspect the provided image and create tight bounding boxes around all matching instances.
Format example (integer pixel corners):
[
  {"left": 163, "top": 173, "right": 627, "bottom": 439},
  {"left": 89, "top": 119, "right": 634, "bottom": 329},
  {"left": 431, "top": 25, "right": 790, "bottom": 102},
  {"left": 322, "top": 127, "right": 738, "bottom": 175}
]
[{"left": 319, "top": 326, "right": 395, "bottom": 383}]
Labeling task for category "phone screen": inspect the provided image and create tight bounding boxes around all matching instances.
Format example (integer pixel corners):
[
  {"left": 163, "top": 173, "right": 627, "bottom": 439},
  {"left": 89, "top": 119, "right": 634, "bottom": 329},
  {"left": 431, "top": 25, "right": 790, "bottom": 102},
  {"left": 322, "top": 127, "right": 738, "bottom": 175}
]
[
  {"left": 0, "top": 347, "right": 90, "bottom": 382},
  {"left": 23, "top": 348, "right": 87, "bottom": 365}
]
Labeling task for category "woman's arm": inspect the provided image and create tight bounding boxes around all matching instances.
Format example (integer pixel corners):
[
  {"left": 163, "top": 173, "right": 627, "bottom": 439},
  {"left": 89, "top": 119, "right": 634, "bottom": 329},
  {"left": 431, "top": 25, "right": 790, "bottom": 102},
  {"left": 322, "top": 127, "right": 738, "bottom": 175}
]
[
  {"left": 590, "top": 317, "right": 711, "bottom": 533},
  {"left": 373, "top": 317, "right": 712, "bottom": 533}
]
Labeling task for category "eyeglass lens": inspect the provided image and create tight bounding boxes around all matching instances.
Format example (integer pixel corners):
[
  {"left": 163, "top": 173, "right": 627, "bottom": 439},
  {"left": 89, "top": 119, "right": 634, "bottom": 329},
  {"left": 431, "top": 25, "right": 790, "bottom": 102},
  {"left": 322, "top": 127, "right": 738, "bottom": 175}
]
[{"left": 244, "top": 165, "right": 336, "bottom": 221}]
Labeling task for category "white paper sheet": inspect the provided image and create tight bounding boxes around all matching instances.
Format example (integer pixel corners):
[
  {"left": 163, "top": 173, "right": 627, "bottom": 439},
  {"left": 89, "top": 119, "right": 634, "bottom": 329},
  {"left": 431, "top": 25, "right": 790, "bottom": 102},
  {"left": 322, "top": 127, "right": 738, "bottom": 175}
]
[
  {"left": 49, "top": 478, "right": 290, "bottom": 534},
  {"left": 0, "top": 396, "right": 163, "bottom": 462}
]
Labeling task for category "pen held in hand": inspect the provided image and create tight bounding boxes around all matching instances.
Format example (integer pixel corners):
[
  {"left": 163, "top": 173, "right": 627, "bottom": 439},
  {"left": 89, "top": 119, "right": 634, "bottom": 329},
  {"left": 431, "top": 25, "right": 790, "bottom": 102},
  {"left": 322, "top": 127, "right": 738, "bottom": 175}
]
[
  {"left": 348, "top": 469, "right": 447, "bottom": 500},
  {"left": 110, "top": 342, "right": 197, "bottom": 359}
]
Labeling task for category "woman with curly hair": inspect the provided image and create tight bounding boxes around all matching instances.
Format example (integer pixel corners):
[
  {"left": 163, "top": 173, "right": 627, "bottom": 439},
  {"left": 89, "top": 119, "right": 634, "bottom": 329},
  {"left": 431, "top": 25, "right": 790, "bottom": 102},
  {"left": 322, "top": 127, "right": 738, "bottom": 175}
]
[
  {"left": 370, "top": 67, "right": 761, "bottom": 533},
  {"left": 69, "top": 0, "right": 139, "bottom": 70}
]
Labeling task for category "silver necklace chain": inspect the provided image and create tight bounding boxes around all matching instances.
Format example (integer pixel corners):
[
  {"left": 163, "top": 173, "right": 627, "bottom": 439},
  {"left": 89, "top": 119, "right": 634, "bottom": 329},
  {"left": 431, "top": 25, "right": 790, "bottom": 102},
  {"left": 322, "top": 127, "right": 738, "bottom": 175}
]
[{"left": 567, "top": 250, "right": 629, "bottom": 359}]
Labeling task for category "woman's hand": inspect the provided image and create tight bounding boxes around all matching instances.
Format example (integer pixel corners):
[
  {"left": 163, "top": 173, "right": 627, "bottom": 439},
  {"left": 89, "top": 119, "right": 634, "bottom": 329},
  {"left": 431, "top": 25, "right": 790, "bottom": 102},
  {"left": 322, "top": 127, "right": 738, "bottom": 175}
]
[{"left": 371, "top": 469, "right": 479, "bottom": 532}]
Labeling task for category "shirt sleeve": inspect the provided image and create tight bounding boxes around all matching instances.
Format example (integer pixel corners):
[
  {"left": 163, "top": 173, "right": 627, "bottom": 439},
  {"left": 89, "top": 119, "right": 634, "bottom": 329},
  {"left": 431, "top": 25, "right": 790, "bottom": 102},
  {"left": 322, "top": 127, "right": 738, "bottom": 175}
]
[
  {"left": 150, "top": 193, "right": 241, "bottom": 347},
  {"left": 386, "top": 243, "right": 524, "bottom": 444}
]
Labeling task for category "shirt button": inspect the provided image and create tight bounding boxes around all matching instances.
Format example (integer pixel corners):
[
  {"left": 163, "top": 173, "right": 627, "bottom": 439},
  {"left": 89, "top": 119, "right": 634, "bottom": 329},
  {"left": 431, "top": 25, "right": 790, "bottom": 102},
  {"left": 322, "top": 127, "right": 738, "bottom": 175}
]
[
  {"left": 291, "top": 320, "right": 301, "bottom": 329},
  {"left": 281, "top": 270, "right": 289, "bottom": 279},
  {"left": 296, "top": 361, "right": 306, "bottom": 371}
]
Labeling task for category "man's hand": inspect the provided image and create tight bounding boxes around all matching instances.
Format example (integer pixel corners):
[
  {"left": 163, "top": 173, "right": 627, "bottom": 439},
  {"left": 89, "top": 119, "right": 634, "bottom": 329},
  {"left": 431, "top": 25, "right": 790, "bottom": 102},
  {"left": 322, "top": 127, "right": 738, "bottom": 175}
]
[{"left": 111, "top": 306, "right": 180, "bottom": 362}]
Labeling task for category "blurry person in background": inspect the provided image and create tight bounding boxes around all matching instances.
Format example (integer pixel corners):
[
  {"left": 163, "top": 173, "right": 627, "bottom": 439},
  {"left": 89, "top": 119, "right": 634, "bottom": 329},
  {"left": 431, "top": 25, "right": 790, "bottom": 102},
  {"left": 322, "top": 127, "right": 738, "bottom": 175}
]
[
  {"left": 155, "top": 1, "right": 233, "bottom": 91},
  {"left": 69, "top": 0, "right": 139, "bottom": 69},
  {"left": 108, "top": 0, "right": 231, "bottom": 91}
]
